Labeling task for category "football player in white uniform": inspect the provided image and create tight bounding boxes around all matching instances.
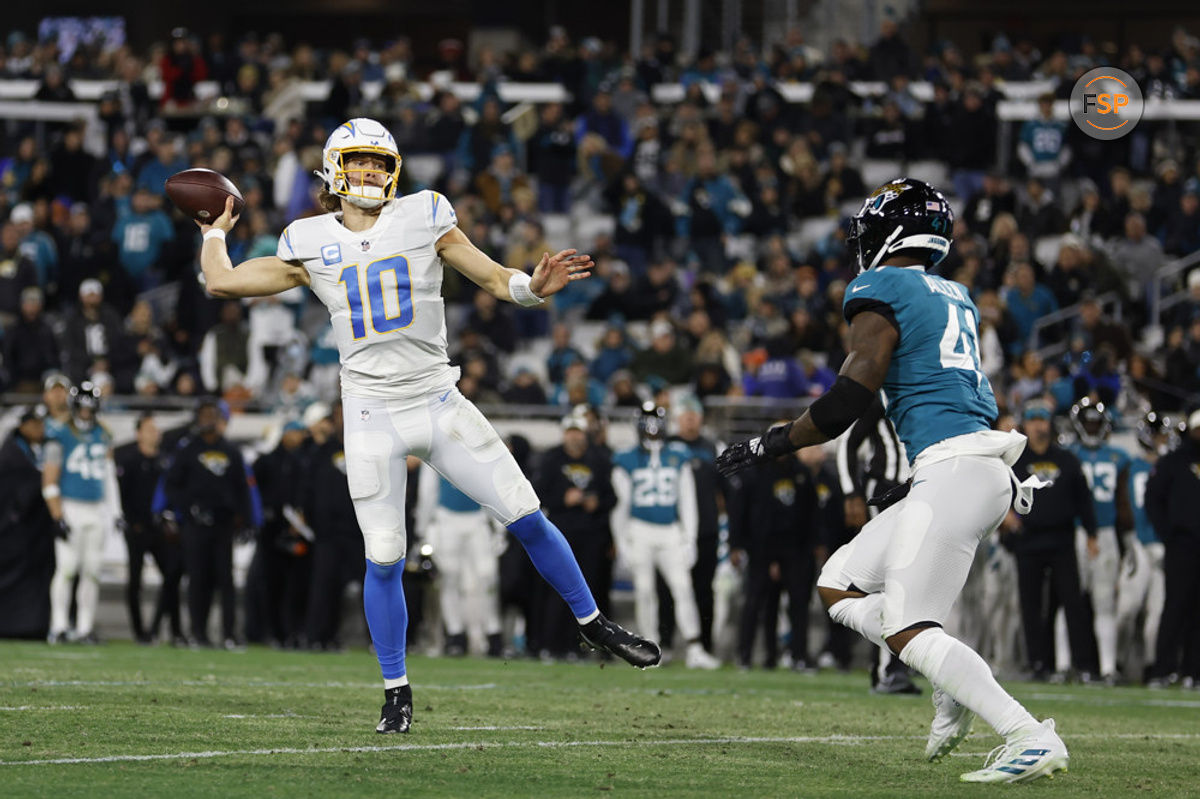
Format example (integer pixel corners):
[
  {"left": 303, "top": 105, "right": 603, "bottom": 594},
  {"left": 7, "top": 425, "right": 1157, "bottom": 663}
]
[{"left": 197, "top": 117, "right": 661, "bottom": 734}]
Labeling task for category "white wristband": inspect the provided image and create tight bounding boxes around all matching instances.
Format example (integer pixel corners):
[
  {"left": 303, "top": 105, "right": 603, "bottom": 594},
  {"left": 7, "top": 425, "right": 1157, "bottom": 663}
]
[
  {"left": 42, "top": 484, "right": 61, "bottom": 500},
  {"left": 203, "top": 228, "right": 227, "bottom": 242},
  {"left": 508, "top": 271, "right": 545, "bottom": 307}
]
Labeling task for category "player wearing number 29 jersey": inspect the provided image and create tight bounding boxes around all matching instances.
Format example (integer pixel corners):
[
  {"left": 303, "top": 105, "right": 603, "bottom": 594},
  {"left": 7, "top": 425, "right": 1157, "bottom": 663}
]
[
  {"left": 196, "top": 116, "right": 660, "bottom": 736},
  {"left": 716, "top": 178, "right": 1068, "bottom": 784}
]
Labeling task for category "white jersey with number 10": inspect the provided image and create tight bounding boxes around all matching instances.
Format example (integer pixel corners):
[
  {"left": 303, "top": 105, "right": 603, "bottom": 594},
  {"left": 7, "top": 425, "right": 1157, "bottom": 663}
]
[{"left": 277, "top": 189, "right": 460, "bottom": 399}]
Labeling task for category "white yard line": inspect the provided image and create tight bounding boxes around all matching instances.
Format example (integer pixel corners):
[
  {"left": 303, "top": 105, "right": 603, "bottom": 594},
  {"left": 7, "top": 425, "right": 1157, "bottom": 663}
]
[
  {"left": 3, "top": 732, "right": 1198, "bottom": 767},
  {"left": 0, "top": 706, "right": 87, "bottom": 712},
  {"left": 6, "top": 680, "right": 498, "bottom": 691}
]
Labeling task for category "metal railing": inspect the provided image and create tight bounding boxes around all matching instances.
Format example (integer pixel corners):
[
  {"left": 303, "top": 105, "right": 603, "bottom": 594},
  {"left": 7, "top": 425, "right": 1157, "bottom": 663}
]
[
  {"left": 1030, "top": 291, "right": 1122, "bottom": 361},
  {"left": 1149, "top": 248, "right": 1200, "bottom": 331}
]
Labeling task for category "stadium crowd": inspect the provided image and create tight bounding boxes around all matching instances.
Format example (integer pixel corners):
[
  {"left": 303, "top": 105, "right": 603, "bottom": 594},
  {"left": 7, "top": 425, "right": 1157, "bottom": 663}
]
[{"left": 1, "top": 19, "right": 1200, "bottom": 685}]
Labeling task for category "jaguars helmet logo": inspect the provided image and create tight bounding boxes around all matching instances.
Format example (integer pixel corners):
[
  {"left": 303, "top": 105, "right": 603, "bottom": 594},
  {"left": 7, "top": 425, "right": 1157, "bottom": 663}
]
[
  {"left": 773, "top": 478, "right": 796, "bottom": 506},
  {"left": 563, "top": 464, "right": 593, "bottom": 489}
]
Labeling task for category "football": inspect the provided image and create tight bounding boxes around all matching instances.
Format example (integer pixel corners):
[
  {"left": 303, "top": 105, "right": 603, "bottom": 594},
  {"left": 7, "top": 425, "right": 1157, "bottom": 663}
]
[{"left": 165, "top": 168, "right": 246, "bottom": 223}]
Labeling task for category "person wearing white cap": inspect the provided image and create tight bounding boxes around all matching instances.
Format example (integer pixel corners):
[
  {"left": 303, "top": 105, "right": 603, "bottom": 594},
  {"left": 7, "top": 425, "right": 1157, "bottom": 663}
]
[
  {"left": 59, "top": 278, "right": 123, "bottom": 385},
  {"left": 9, "top": 202, "right": 58, "bottom": 288},
  {"left": 1144, "top": 408, "right": 1200, "bottom": 687}
]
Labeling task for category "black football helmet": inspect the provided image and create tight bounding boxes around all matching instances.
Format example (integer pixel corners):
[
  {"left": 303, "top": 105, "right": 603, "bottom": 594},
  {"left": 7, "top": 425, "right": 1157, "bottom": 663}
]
[
  {"left": 846, "top": 178, "right": 954, "bottom": 273},
  {"left": 69, "top": 380, "right": 102, "bottom": 430},
  {"left": 637, "top": 401, "right": 667, "bottom": 448},
  {"left": 1136, "top": 410, "right": 1184, "bottom": 455},
  {"left": 1069, "top": 397, "right": 1111, "bottom": 449}
]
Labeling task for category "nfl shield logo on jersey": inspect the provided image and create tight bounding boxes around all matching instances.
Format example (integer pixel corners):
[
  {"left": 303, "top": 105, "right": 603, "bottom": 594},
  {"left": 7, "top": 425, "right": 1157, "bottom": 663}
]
[
  {"left": 361, "top": 240, "right": 371, "bottom": 251},
  {"left": 361, "top": 409, "right": 370, "bottom": 421}
]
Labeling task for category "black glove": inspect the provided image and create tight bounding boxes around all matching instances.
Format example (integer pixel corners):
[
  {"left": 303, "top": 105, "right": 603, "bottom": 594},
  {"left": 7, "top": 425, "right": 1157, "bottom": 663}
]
[
  {"left": 54, "top": 518, "right": 71, "bottom": 540},
  {"left": 715, "top": 422, "right": 795, "bottom": 477}
]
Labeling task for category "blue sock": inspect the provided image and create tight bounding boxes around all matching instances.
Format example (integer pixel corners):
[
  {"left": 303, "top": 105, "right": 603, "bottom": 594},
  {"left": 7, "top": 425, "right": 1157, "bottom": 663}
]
[
  {"left": 363, "top": 559, "right": 408, "bottom": 680},
  {"left": 507, "top": 511, "right": 598, "bottom": 620}
]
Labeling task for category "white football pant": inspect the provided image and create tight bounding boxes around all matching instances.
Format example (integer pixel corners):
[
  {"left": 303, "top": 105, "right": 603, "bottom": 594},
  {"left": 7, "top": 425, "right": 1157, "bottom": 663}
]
[
  {"left": 818, "top": 454, "right": 1012, "bottom": 639},
  {"left": 49, "top": 499, "right": 108, "bottom": 637},
  {"left": 428, "top": 507, "right": 502, "bottom": 641},
  {"left": 1116, "top": 538, "right": 1166, "bottom": 669},
  {"left": 341, "top": 389, "right": 540, "bottom": 566},
  {"left": 624, "top": 518, "right": 701, "bottom": 645}
]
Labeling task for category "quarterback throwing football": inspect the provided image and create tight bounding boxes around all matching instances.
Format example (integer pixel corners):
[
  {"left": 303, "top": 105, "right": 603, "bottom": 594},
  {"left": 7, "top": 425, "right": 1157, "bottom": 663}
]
[{"left": 197, "top": 117, "right": 660, "bottom": 734}]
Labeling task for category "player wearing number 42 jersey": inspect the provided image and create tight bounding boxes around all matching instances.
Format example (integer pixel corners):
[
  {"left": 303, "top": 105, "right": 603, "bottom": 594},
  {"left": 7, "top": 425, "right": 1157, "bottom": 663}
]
[
  {"left": 196, "top": 117, "right": 661, "bottom": 734},
  {"left": 717, "top": 178, "right": 1069, "bottom": 784}
]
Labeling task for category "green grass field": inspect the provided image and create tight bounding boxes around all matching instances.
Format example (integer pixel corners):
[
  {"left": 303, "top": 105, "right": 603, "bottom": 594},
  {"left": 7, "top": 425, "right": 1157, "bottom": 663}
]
[{"left": 1, "top": 641, "right": 1197, "bottom": 798}]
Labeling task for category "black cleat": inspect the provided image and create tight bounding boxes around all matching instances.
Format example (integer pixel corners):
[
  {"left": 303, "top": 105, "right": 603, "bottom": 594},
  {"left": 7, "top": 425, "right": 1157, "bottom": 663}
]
[
  {"left": 579, "top": 613, "right": 662, "bottom": 669},
  {"left": 872, "top": 671, "right": 922, "bottom": 695},
  {"left": 376, "top": 685, "right": 412, "bottom": 734}
]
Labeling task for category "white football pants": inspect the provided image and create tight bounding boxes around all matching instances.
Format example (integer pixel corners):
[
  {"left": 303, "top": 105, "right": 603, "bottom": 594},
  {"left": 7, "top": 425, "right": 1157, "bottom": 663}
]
[
  {"left": 625, "top": 518, "right": 701, "bottom": 645},
  {"left": 341, "top": 389, "right": 540, "bottom": 566},
  {"left": 818, "top": 454, "right": 1012, "bottom": 639},
  {"left": 49, "top": 499, "right": 108, "bottom": 636},
  {"left": 428, "top": 507, "right": 502, "bottom": 640},
  {"left": 1116, "top": 538, "right": 1166, "bottom": 666},
  {"left": 1054, "top": 526, "right": 1119, "bottom": 676}
]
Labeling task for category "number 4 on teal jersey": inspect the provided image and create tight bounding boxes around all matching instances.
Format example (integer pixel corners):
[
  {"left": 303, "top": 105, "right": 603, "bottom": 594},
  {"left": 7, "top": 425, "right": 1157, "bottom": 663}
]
[
  {"left": 339, "top": 255, "right": 414, "bottom": 340},
  {"left": 939, "top": 305, "right": 983, "bottom": 381}
]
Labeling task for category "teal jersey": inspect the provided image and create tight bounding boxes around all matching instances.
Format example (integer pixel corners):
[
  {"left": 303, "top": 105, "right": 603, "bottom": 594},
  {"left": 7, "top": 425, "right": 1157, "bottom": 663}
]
[
  {"left": 438, "top": 475, "right": 481, "bottom": 513},
  {"left": 1129, "top": 456, "right": 1156, "bottom": 544},
  {"left": 1068, "top": 442, "right": 1131, "bottom": 529},
  {"left": 843, "top": 266, "right": 997, "bottom": 462},
  {"left": 45, "top": 420, "right": 110, "bottom": 502},
  {"left": 1019, "top": 118, "right": 1067, "bottom": 163},
  {"left": 613, "top": 442, "right": 692, "bottom": 525}
]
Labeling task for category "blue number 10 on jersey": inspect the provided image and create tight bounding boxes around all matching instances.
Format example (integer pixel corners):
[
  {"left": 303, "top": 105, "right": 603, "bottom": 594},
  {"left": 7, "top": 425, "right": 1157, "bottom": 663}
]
[{"left": 339, "top": 255, "right": 414, "bottom": 339}]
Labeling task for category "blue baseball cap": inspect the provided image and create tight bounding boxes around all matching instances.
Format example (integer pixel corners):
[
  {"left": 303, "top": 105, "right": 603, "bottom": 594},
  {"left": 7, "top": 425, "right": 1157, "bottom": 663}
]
[{"left": 1023, "top": 403, "right": 1052, "bottom": 421}]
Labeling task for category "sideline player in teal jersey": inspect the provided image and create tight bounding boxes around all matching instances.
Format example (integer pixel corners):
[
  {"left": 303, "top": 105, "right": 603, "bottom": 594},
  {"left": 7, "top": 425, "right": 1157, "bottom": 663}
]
[
  {"left": 612, "top": 403, "right": 720, "bottom": 669},
  {"left": 1067, "top": 398, "right": 1131, "bottom": 683},
  {"left": 42, "top": 381, "right": 123, "bottom": 643},
  {"left": 718, "top": 178, "right": 1068, "bottom": 783}
]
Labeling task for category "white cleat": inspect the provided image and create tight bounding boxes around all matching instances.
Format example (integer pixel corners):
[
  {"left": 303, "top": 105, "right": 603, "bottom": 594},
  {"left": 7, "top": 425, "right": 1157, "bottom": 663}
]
[
  {"left": 960, "top": 719, "right": 1069, "bottom": 784},
  {"left": 685, "top": 644, "right": 721, "bottom": 670},
  {"left": 926, "top": 686, "right": 975, "bottom": 762}
]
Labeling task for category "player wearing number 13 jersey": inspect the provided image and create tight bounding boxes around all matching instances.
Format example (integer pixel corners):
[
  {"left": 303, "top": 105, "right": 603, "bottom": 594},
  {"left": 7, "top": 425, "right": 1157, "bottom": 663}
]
[
  {"left": 197, "top": 117, "right": 661, "bottom": 735},
  {"left": 716, "top": 178, "right": 1068, "bottom": 783}
]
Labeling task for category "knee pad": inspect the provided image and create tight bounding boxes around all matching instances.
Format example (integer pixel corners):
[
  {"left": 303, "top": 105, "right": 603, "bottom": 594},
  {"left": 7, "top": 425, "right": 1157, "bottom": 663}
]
[
  {"left": 360, "top": 507, "right": 406, "bottom": 565},
  {"left": 496, "top": 473, "right": 540, "bottom": 524}
]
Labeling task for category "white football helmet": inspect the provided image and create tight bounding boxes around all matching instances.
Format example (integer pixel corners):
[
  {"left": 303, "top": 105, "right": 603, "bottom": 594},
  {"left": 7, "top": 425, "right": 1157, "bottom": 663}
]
[{"left": 319, "top": 117, "right": 401, "bottom": 209}]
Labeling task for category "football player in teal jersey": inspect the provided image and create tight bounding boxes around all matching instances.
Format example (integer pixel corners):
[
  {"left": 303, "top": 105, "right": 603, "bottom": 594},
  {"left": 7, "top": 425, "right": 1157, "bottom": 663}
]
[
  {"left": 42, "top": 381, "right": 123, "bottom": 643},
  {"left": 613, "top": 403, "right": 720, "bottom": 669},
  {"left": 1067, "top": 397, "right": 1132, "bottom": 684},
  {"left": 718, "top": 179, "right": 1068, "bottom": 783}
]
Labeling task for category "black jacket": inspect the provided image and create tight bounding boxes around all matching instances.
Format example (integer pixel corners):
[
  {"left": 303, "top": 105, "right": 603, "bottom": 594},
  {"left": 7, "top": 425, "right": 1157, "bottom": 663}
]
[
  {"left": 669, "top": 434, "right": 725, "bottom": 541},
  {"left": 535, "top": 444, "right": 615, "bottom": 540},
  {"left": 733, "top": 456, "right": 819, "bottom": 559},
  {"left": 254, "top": 441, "right": 307, "bottom": 533},
  {"left": 114, "top": 442, "right": 168, "bottom": 530},
  {"left": 1145, "top": 437, "right": 1200, "bottom": 543},
  {"left": 301, "top": 436, "right": 358, "bottom": 534},
  {"left": 1009, "top": 442, "right": 1096, "bottom": 552},
  {"left": 0, "top": 431, "right": 55, "bottom": 638},
  {"left": 164, "top": 435, "right": 250, "bottom": 526}
]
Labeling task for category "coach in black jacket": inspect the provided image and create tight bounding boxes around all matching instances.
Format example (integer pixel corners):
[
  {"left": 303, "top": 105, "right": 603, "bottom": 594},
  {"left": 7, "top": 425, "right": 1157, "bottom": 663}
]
[
  {"left": 534, "top": 409, "right": 616, "bottom": 658},
  {"left": 1145, "top": 412, "right": 1200, "bottom": 684},
  {"left": 165, "top": 401, "right": 251, "bottom": 647},
  {"left": 734, "top": 447, "right": 819, "bottom": 669},
  {"left": 0, "top": 407, "right": 54, "bottom": 638},
  {"left": 1006, "top": 403, "right": 1098, "bottom": 678}
]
